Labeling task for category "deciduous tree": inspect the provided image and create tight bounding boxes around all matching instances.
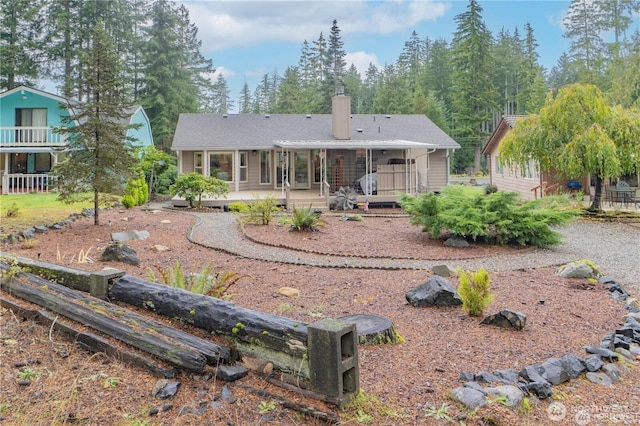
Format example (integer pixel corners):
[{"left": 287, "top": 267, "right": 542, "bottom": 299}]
[{"left": 498, "top": 83, "right": 640, "bottom": 210}]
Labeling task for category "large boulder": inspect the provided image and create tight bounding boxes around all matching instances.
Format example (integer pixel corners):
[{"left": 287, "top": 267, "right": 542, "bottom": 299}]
[
  {"left": 405, "top": 276, "right": 462, "bottom": 307},
  {"left": 100, "top": 242, "right": 140, "bottom": 266},
  {"left": 480, "top": 310, "right": 527, "bottom": 330}
]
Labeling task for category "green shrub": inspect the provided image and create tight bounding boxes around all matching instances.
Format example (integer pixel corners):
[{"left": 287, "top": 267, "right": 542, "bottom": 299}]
[
  {"left": 122, "top": 177, "right": 149, "bottom": 208},
  {"left": 457, "top": 267, "right": 495, "bottom": 317},
  {"left": 289, "top": 204, "right": 327, "bottom": 231},
  {"left": 170, "top": 173, "right": 229, "bottom": 208},
  {"left": 228, "top": 201, "right": 249, "bottom": 213},
  {"left": 121, "top": 194, "right": 136, "bottom": 209},
  {"left": 399, "top": 185, "right": 579, "bottom": 247},
  {"left": 4, "top": 202, "right": 19, "bottom": 217},
  {"left": 243, "top": 194, "right": 281, "bottom": 225}
]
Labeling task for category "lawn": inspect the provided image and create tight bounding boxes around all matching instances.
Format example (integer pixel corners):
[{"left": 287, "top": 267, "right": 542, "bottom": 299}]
[{"left": 0, "top": 193, "right": 94, "bottom": 235}]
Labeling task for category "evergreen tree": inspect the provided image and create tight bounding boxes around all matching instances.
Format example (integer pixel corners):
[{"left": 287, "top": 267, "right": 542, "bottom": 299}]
[
  {"left": 516, "top": 23, "right": 547, "bottom": 113},
  {"left": 343, "top": 64, "right": 363, "bottom": 112},
  {"left": 0, "top": 0, "right": 45, "bottom": 89},
  {"left": 422, "top": 38, "right": 452, "bottom": 113},
  {"left": 563, "top": 0, "right": 607, "bottom": 84},
  {"left": 53, "top": 22, "right": 139, "bottom": 226},
  {"left": 238, "top": 81, "right": 252, "bottom": 113},
  {"left": 360, "top": 62, "right": 380, "bottom": 113},
  {"left": 450, "top": 0, "right": 497, "bottom": 173},
  {"left": 600, "top": 0, "right": 640, "bottom": 56},
  {"left": 274, "top": 66, "right": 304, "bottom": 113},
  {"left": 548, "top": 52, "right": 581, "bottom": 89},
  {"left": 142, "top": 0, "right": 198, "bottom": 151},
  {"left": 325, "top": 20, "right": 347, "bottom": 99}
]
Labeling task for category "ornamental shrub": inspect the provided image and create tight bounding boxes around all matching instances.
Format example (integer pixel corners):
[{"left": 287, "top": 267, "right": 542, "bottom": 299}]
[
  {"left": 457, "top": 267, "right": 495, "bottom": 317},
  {"left": 289, "top": 204, "right": 327, "bottom": 231},
  {"left": 399, "top": 185, "right": 579, "bottom": 247},
  {"left": 243, "top": 194, "right": 281, "bottom": 225}
]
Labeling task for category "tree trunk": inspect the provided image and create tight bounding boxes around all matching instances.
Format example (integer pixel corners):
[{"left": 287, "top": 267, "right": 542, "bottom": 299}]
[
  {"left": 0, "top": 263, "right": 236, "bottom": 371},
  {"left": 590, "top": 174, "right": 603, "bottom": 211},
  {"left": 109, "top": 275, "right": 308, "bottom": 357}
]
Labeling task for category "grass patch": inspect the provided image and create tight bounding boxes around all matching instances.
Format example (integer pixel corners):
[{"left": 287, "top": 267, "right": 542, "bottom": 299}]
[{"left": 0, "top": 193, "right": 94, "bottom": 235}]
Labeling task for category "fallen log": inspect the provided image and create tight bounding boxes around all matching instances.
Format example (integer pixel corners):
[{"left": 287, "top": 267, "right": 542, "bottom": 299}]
[
  {"left": 0, "top": 297, "right": 177, "bottom": 378},
  {"left": 0, "top": 262, "right": 230, "bottom": 372},
  {"left": 109, "top": 275, "right": 311, "bottom": 377}
]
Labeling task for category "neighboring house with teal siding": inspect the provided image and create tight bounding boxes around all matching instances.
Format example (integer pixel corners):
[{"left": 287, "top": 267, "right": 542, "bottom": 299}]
[{"left": 0, "top": 85, "right": 153, "bottom": 194}]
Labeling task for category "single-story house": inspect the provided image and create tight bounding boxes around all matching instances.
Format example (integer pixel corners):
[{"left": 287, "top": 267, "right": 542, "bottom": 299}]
[
  {"left": 170, "top": 95, "right": 461, "bottom": 208},
  {"left": 0, "top": 85, "right": 154, "bottom": 194},
  {"left": 481, "top": 115, "right": 592, "bottom": 201}
]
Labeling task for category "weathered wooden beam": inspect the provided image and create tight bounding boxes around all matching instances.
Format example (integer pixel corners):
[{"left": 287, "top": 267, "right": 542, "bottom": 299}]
[
  {"left": 0, "top": 297, "right": 177, "bottom": 378},
  {"left": 0, "top": 262, "right": 228, "bottom": 372},
  {"left": 109, "top": 275, "right": 311, "bottom": 377}
]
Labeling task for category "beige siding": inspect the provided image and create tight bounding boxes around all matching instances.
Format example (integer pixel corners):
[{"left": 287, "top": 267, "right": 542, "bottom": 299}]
[
  {"left": 490, "top": 153, "right": 541, "bottom": 201},
  {"left": 181, "top": 151, "right": 195, "bottom": 173},
  {"left": 424, "top": 150, "right": 449, "bottom": 191}
]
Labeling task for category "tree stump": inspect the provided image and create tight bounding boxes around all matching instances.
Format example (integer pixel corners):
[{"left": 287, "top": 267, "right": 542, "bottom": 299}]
[{"left": 338, "top": 314, "right": 402, "bottom": 345}]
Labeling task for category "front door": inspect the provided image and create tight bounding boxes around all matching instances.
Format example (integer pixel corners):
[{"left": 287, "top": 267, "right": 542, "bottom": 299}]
[
  {"left": 292, "top": 150, "right": 310, "bottom": 189},
  {"left": 275, "top": 150, "right": 310, "bottom": 189}
]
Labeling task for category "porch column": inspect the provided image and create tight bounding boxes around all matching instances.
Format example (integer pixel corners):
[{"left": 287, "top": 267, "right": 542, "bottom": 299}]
[
  {"left": 234, "top": 149, "right": 240, "bottom": 192},
  {"left": 2, "top": 154, "right": 8, "bottom": 194}
]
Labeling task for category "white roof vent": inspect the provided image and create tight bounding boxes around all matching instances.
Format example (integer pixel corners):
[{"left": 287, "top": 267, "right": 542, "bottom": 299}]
[
  {"left": 306, "top": 114, "right": 311, "bottom": 118},
  {"left": 265, "top": 114, "right": 270, "bottom": 118},
  {"left": 357, "top": 128, "right": 363, "bottom": 133},
  {"left": 222, "top": 114, "right": 228, "bottom": 118},
  {"left": 385, "top": 115, "right": 391, "bottom": 119}
]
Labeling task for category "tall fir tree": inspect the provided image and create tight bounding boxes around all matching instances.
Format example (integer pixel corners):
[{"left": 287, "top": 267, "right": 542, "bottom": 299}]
[
  {"left": 450, "top": 0, "right": 497, "bottom": 173},
  {"left": 1, "top": 0, "right": 45, "bottom": 90},
  {"left": 142, "top": 0, "right": 198, "bottom": 151},
  {"left": 53, "top": 22, "right": 139, "bottom": 226},
  {"left": 563, "top": 0, "right": 607, "bottom": 85}
]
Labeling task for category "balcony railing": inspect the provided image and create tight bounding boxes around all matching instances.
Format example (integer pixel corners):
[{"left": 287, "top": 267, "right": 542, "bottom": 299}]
[
  {"left": 0, "top": 127, "right": 67, "bottom": 147},
  {"left": 1, "top": 173, "right": 58, "bottom": 195}
]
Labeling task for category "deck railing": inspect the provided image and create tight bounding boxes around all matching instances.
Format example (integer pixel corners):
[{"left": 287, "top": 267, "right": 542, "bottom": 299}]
[
  {"left": 0, "top": 127, "right": 66, "bottom": 147},
  {"left": 1, "top": 173, "right": 57, "bottom": 195}
]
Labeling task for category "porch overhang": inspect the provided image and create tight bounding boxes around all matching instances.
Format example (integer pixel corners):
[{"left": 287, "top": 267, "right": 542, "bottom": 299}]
[
  {"left": 0, "top": 147, "right": 60, "bottom": 153},
  {"left": 273, "top": 140, "right": 437, "bottom": 150}
]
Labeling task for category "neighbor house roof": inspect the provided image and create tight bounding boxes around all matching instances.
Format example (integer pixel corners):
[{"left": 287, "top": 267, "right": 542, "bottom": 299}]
[
  {"left": 481, "top": 115, "right": 527, "bottom": 156},
  {"left": 171, "top": 113, "right": 460, "bottom": 151}
]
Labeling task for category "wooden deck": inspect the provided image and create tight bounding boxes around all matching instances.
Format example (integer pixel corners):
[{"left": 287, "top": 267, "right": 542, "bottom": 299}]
[{"left": 170, "top": 189, "right": 403, "bottom": 210}]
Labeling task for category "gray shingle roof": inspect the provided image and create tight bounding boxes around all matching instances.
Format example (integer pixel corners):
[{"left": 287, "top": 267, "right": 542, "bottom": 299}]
[{"left": 171, "top": 113, "right": 460, "bottom": 151}]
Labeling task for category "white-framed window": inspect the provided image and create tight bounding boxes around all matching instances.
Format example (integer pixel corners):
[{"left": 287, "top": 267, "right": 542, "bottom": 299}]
[
  {"left": 525, "top": 158, "right": 536, "bottom": 179},
  {"left": 259, "top": 151, "right": 271, "bottom": 184},
  {"left": 194, "top": 152, "right": 203, "bottom": 174},
  {"left": 239, "top": 152, "right": 248, "bottom": 182},
  {"left": 494, "top": 155, "right": 504, "bottom": 175},
  {"left": 210, "top": 152, "right": 233, "bottom": 182}
]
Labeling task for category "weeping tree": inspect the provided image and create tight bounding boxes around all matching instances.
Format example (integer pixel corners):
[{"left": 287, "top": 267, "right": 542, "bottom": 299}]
[{"left": 498, "top": 83, "right": 640, "bottom": 211}]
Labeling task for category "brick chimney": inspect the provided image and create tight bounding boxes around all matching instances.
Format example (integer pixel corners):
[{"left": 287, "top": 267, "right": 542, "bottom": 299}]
[{"left": 332, "top": 94, "right": 351, "bottom": 140}]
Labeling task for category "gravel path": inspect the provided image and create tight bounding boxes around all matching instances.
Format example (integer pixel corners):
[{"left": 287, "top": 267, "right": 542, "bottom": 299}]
[{"left": 188, "top": 212, "right": 640, "bottom": 292}]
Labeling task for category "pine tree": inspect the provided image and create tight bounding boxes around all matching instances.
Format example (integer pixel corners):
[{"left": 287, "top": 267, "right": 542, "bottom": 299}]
[
  {"left": 516, "top": 23, "right": 547, "bottom": 113},
  {"left": 53, "top": 22, "right": 139, "bottom": 226}
]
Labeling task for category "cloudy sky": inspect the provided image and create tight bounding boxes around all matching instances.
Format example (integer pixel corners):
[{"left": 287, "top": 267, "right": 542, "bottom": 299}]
[{"left": 180, "top": 0, "right": 640, "bottom": 107}]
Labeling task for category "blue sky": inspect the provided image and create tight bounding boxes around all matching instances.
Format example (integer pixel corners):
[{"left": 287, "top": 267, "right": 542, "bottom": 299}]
[{"left": 181, "top": 0, "right": 640, "bottom": 110}]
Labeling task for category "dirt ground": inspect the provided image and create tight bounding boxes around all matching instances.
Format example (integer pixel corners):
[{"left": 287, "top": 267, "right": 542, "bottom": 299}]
[{"left": 1, "top": 205, "right": 639, "bottom": 425}]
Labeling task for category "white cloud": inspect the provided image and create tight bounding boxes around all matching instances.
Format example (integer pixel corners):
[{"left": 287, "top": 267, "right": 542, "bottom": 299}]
[
  {"left": 181, "top": 1, "right": 451, "bottom": 53},
  {"left": 345, "top": 51, "right": 380, "bottom": 76}
]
